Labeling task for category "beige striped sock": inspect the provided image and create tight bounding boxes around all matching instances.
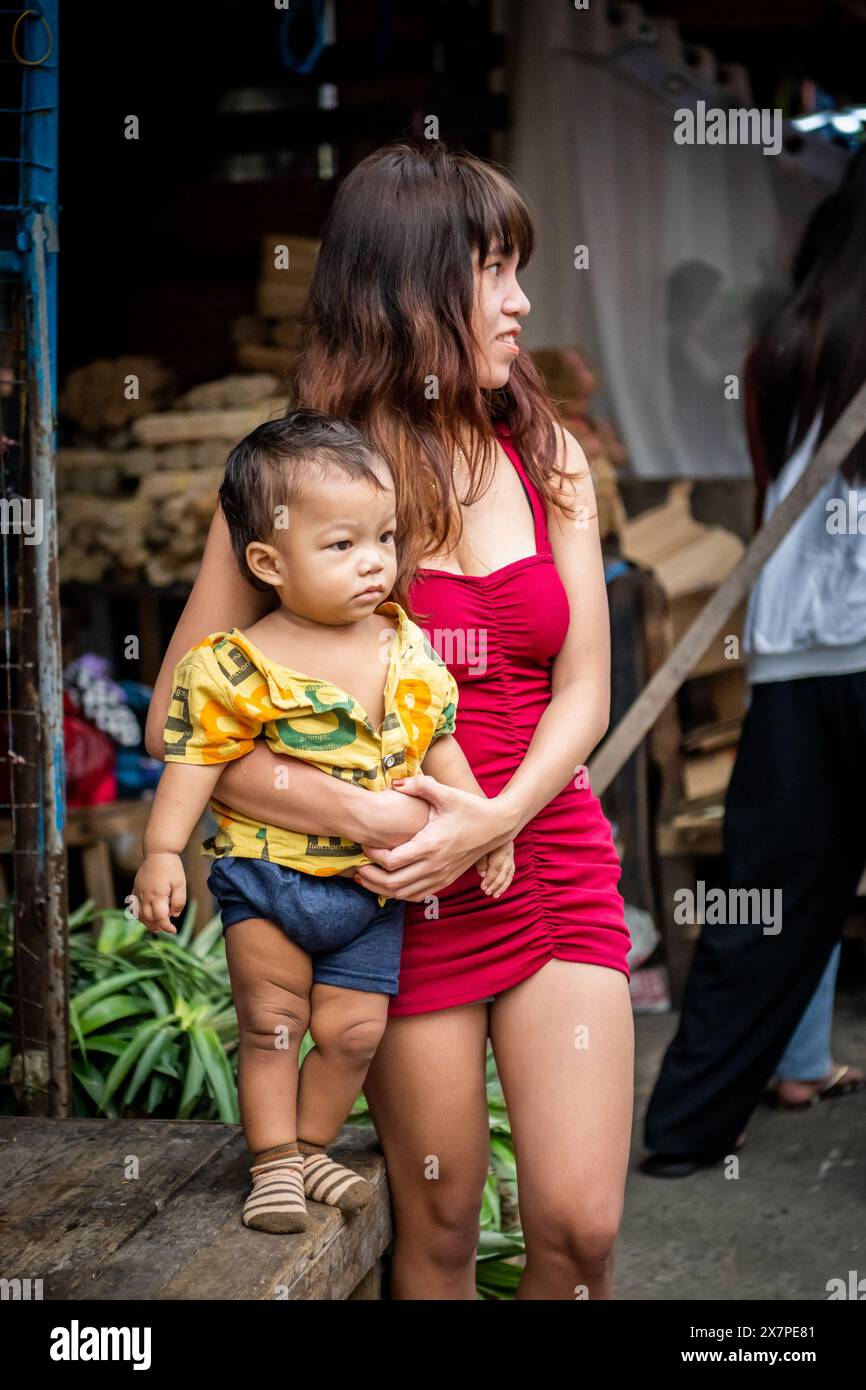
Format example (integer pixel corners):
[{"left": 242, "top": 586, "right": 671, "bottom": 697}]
[
  {"left": 243, "top": 1148, "right": 310, "bottom": 1233},
  {"left": 298, "top": 1139, "right": 372, "bottom": 1213}
]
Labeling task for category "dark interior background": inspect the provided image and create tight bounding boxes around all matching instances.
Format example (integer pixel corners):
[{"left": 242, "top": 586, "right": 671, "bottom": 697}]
[{"left": 58, "top": 0, "right": 865, "bottom": 394}]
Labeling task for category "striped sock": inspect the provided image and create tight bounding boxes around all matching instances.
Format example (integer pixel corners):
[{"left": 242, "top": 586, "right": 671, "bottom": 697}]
[
  {"left": 243, "top": 1142, "right": 310, "bottom": 1233},
  {"left": 297, "top": 1138, "right": 372, "bottom": 1213}
]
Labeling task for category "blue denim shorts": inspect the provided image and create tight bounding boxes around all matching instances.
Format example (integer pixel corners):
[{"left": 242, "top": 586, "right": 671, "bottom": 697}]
[{"left": 207, "top": 856, "right": 405, "bottom": 996}]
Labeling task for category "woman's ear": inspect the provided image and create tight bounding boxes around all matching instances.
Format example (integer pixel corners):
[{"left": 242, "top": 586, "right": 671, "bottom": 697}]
[{"left": 245, "top": 540, "right": 283, "bottom": 590}]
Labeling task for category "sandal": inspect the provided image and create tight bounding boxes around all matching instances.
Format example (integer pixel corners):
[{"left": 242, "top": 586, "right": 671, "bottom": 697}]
[{"left": 764, "top": 1063, "right": 865, "bottom": 1111}]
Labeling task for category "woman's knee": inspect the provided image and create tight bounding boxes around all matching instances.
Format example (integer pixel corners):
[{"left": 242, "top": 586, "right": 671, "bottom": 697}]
[
  {"left": 397, "top": 1191, "right": 483, "bottom": 1271},
  {"left": 525, "top": 1194, "right": 622, "bottom": 1273}
]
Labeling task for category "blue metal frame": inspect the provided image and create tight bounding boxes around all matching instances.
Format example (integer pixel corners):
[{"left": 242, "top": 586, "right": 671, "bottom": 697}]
[
  {"left": 0, "top": 3, "right": 60, "bottom": 402},
  {"left": 0, "top": 3, "right": 67, "bottom": 1111}
]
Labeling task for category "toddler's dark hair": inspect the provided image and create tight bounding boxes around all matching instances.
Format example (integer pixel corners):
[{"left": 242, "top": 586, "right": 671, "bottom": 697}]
[{"left": 219, "top": 408, "right": 393, "bottom": 591}]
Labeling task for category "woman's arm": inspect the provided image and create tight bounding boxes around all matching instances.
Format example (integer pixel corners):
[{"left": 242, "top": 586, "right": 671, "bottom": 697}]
[
  {"left": 353, "top": 426, "right": 611, "bottom": 899},
  {"left": 145, "top": 504, "right": 429, "bottom": 849},
  {"left": 216, "top": 743, "right": 429, "bottom": 847},
  {"left": 144, "top": 504, "right": 273, "bottom": 757}
]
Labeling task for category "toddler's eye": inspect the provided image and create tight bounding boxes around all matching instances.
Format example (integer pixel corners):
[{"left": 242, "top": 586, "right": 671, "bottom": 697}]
[
  {"left": 329, "top": 539, "right": 352, "bottom": 551},
  {"left": 380, "top": 530, "right": 395, "bottom": 544}
]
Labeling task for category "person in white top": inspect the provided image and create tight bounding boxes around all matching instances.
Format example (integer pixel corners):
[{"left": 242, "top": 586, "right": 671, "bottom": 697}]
[{"left": 643, "top": 149, "right": 866, "bottom": 1176}]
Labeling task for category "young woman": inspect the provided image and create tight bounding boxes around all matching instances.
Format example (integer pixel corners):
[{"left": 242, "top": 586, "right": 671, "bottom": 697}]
[{"left": 145, "top": 142, "right": 634, "bottom": 1299}]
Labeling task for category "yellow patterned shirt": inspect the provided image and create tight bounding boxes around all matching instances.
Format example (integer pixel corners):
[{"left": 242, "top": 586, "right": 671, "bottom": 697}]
[{"left": 162, "top": 602, "right": 458, "bottom": 901}]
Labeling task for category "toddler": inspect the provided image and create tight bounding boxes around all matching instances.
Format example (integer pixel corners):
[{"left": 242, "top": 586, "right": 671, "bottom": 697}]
[{"left": 132, "top": 408, "right": 514, "bottom": 1233}]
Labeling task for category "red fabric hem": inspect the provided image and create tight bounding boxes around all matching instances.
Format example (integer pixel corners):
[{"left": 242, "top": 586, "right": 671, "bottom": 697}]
[{"left": 387, "top": 947, "right": 631, "bottom": 1017}]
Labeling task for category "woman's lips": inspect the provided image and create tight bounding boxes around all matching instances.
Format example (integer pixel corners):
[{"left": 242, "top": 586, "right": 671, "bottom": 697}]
[{"left": 495, "top": 334, "right": 520, "bottom": 356}]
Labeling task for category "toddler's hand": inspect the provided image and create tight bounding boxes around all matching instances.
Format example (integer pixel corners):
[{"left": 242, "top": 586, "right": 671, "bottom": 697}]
[
  {"left": 130, "top": 852, "right": 186, "bottom": 934},
  {"left": 475, "top": 840, "right": 515, "bottom": 899}
]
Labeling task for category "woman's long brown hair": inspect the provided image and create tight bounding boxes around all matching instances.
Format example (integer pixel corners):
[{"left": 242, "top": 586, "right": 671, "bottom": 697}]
[
  {"left": 289, "top": 140, "right": 575, "bottom": 617},
  {"left": 747, "top": 144, "right": 866, "bottom": 490}
]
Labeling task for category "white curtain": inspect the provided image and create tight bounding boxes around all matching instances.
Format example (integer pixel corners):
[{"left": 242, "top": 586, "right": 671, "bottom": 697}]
[{"left": 505, "top": 0, "right": 834, "bottom": 477}]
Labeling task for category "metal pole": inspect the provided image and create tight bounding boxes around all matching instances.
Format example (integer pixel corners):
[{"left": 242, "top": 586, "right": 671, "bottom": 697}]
[
  {"left": 16, "top": 1, "right": 69, "bottom": 1115},
  {"left": 25, "top": 207, "right": 69, "bottom": 1115}
]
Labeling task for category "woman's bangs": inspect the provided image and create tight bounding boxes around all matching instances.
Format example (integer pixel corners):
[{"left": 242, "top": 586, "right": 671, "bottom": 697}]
[{"left": 467, "top": 171, "right": 534, "bottom": 270}]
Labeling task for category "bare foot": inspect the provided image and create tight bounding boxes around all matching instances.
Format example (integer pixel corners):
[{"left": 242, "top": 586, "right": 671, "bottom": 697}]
[{"left": 775, "top": 1064, "right": 864, "bottom": 1107}]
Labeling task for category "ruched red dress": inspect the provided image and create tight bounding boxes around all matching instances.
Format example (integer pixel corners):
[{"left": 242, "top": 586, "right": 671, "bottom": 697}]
[{"left": 387, "top": 422, "right": 631, "bottom": 1017}]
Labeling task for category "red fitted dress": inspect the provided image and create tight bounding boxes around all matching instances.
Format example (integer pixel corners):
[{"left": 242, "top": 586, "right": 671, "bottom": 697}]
[{"left": 387, "top": 422, "right": 631, "bottom": 1017}]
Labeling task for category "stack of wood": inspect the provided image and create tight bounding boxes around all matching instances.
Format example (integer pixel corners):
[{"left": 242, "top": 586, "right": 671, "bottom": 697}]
[
  {"left": 620, "top": 483, "right": 748, "bottom": 808},
  {"left": 59, "top": 356, "right": 175, "bottom": 436},
  {"left": 532, "top": 347, "right": 628, "bottom": 539},
  {"left": 58, "top": 369, "right": 284, "bottom": 587},
  {"left": 232, "top": 235, "right": 319, "bottom": 378}
]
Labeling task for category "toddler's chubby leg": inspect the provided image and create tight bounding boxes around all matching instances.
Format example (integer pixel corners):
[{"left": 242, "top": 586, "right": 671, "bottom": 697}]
[
  {"left": 296, "top": 984, "right": 390, "bottom": 1213},
  {"left": 224, "top": 917, "right": 313, "bottom": 1232}
]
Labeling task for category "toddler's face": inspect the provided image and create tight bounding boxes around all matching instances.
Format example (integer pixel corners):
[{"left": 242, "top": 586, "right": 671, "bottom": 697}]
[{"left": 251, "top": 466, "right": 398, "bottom": 625}]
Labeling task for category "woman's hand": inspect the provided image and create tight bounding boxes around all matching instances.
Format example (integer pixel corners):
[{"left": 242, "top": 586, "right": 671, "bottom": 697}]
[{"left": 354, "top": 774, "right": 517, "bottom": 902}]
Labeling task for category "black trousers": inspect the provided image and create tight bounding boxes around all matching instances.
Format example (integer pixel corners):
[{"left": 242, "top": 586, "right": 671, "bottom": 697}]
[{"left": 644, "top": 670, "right": 866, "bottom": 1155}]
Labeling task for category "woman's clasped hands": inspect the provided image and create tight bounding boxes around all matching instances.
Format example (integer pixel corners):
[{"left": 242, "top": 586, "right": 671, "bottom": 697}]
[{"left": 353, "top": 772, "right": 517, "bottom": 903}]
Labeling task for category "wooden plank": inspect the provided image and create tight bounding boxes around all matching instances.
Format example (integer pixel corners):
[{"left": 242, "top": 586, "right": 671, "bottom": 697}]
[
  {"left": 0, "top": 1117, "right": 238, "bottom": 1278},
  {"left": 0, "top": 1118, "right": 391, "bottom": 1301},
  {"left": 0, "top": 1113, "right": 83, "bottom": 1188},
  {"left": 642, "top": 570, "right": 684, "bottom": 813},
  {"left": 606, "top": 568, "right": 655, "bottom": 916},
  {"left": 81, "top": 841, "right": 116, "bottom": 913},
  {"left": 271, "top": 318, "right": 305, "bottom": 348},
  {"left": 132, "top": 406, "right": 280, "bottom": 446},
  {"left": 681, "top": 717, "right": 742, "bottom": 753},
  {"left": 174, "top": 374, "right": 279, "bottom": 412},
  {"left": 236, "top": 341, "right": 298, "bottom": 376},
  {"left": 657, "top": 855, "right": 701, "bottom": 1008},
  {"left": 656, "top": 795, "right": 725, "bottom": 857},
  {"left": 348, "top": 1265, "right": 381, "bottom": 1299},
  {"left": 260, "top": 235, "right": 320, "bottom": 279},
  {"left": 152, "top": 1125, "right": 390, "bottom": 1301},
  {"left": 682, "top": 748, "right": 736, "bottom": 801},
  {"left": 257, "top": 281, "right": 312, "bottom": 319},
  {"left": 0, "top": 801, "right": 151, "bottom": 854}
]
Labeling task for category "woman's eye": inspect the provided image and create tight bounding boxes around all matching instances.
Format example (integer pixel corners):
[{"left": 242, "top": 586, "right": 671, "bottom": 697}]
[
  {"left": 329, "top": 539, "right": 352, "bottom": 551},
  {"left": 486, "top": 261, "right": 502, "bottom": 276}
]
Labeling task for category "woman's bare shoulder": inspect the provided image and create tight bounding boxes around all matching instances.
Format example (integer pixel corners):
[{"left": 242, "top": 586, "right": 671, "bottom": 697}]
[{"left": 545, "top": 425, "right": 597, "bottom": 536}]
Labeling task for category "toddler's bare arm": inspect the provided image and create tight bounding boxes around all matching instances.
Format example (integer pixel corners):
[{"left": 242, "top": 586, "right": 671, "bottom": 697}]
[
  {"left": 421, "top": 733, "right": 485, "bottom": 797},
  {"left": 134, "top": 763, "right": 223, "bottom": 934}
]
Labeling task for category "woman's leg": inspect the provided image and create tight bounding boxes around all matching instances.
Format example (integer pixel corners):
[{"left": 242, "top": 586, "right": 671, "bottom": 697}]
[
  {"left": 296, "top": 983, "right": 389, "bottom": 1143},
  {"left": 361, "top": 1002, "right": 491, "bottom": 1300},
  {"left": 489, "top": 959, "right": 634, "bottom": 1300},
  {"left": 224, "top": 918, "right": 312, "bottom": 1154}
]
